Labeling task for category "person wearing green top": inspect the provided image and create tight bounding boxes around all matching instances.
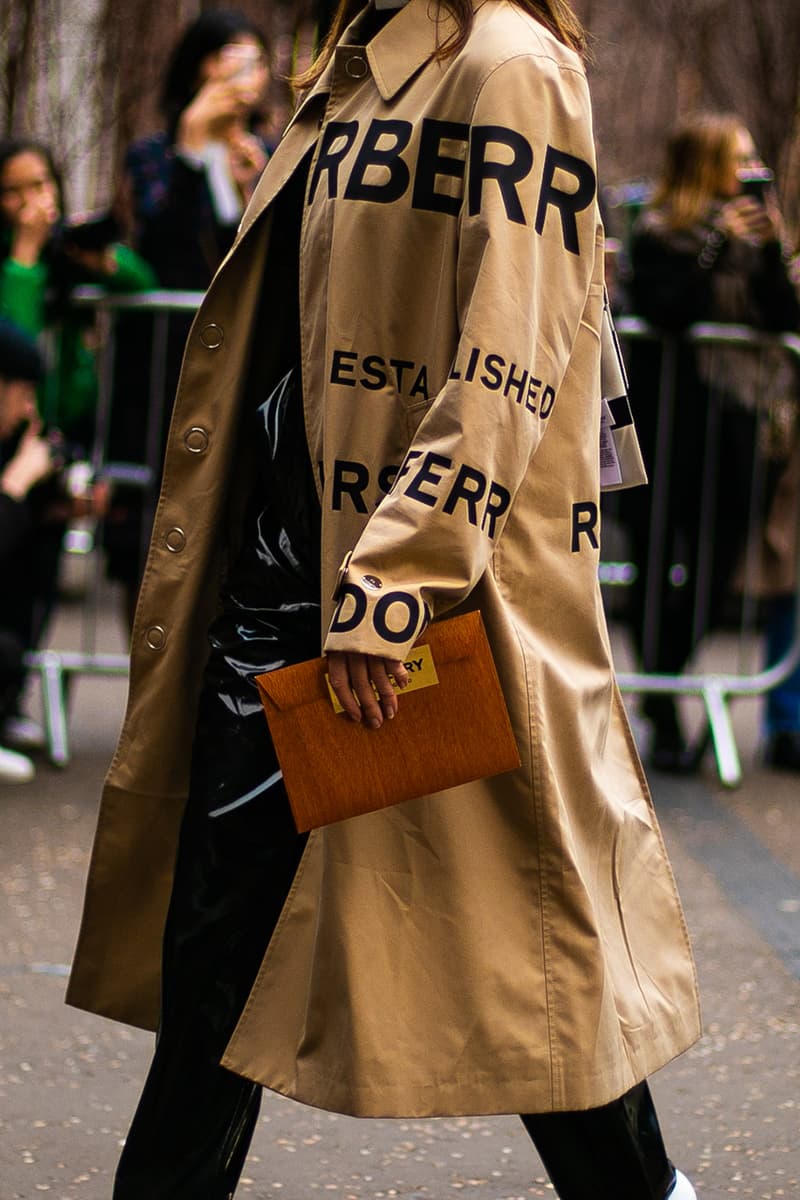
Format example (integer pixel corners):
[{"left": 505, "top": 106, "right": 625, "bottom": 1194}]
[
  {"left": 0, "top": 137, "right": 156, "bottom": 749},
  {"left": 0, "top": 137, "right": 156, "bottom": 449}
]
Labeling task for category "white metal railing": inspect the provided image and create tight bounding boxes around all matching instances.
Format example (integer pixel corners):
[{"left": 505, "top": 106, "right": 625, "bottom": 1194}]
[
  {"left": 23, "top": 290, "right": 203, "bottom": 764},
  {"left": 20, "top": 297, "right": 800, "bottom": 785},
  {"left": 611, "top": 318, "right": 800, "bottom": 786}
]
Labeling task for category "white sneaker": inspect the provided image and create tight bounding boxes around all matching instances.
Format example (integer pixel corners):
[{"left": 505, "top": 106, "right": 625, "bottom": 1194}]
[
  {"left": 669, "top": 1170, "right": 697, "bottom": 1200},
  {"left": 0, "top": 744, "right": 35, "bottom": 783},
  {"left": 3, "top": 714, "right": 46, "bottom": 750}
]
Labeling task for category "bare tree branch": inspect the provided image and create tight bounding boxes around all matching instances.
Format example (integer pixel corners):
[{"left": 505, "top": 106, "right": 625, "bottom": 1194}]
[{"left": 0, "top": 0, "right": 797, "bottom": 236}]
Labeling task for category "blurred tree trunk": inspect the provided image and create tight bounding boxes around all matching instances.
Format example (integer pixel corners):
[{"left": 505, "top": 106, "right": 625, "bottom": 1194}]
[
  {"left": 0, "top": 0, "right": 798, "bottom": 239},
  {"left": 576, "top": 0, "right": 800, "bottom": 232},
  {"left": 0, "top": 0, "right": 36, "bottom": 133}
]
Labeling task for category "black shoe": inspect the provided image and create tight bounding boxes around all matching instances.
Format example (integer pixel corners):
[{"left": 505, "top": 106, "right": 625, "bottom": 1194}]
[
  {"left": 764, "top": 730, "right": 800, "bottom": 771},
  {"left": 645, "top": 697, "right": 700, "bottom": 774},
  {"left": 649, "top": 719, "right": 710, "bottom": 775},
  {"left": 650, "top": 732, "right": 702, "bottom": 774}
]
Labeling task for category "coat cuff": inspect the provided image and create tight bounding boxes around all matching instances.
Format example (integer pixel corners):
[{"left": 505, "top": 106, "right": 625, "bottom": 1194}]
[{"left": 323, "top": 555, "right": 431, "bottom": 660}]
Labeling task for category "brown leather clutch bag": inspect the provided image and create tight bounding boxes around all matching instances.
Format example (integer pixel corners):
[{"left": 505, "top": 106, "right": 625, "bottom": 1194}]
[{"left": 255, "top": 610, "right": 521, "bottom": 831}]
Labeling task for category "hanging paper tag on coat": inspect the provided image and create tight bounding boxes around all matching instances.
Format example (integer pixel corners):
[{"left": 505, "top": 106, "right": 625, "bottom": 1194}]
[{"left": 600, "top": 294, "right": 647, "bottom": 492}]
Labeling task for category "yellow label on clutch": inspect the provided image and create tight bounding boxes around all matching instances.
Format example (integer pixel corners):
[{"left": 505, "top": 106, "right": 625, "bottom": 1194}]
[{"left": 326, "top": 643, "right": 439, "bottom": 713}]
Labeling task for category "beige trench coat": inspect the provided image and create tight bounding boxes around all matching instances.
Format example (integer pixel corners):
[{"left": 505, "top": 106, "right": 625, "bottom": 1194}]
[{"left": 68, "top": 0, "right": 701, "bottom": 1116}]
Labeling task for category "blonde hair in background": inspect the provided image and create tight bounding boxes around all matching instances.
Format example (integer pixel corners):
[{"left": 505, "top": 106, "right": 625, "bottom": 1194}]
[
  {"left": 651, "top": 112, "right": 747, "bottom": 231},
  {"left": 293, "top": 0, "right": 586, "bottom": 91}
]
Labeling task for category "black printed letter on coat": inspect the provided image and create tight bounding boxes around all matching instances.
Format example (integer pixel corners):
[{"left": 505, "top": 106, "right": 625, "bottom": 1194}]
[
  {"left": 468, "top": 126, "right": 534, "bottom": 225},
  {"left": 535, "top": 146, "right": 596, "bottom": 255},
  {"left": 344, "top": 119, "right": 413, "bottom": 204}
]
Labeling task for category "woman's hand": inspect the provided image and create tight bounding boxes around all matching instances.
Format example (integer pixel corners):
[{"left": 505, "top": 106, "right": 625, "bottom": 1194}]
[
  {"left": 327, "top": 651, "right": 409, "bottom": 729},
  {"left": 176, "top": 79, "right": 249, "bottom": 153},
  {"left": 227, "top": 130, "right": 267, "bottom": 201},
  {"left": 0, "top": 421, "right": 55, "bottom": 499},
  {"left": 10, "top": 193, "right": 58, "bottom": 266},
  {"left": 717, "top": 195, "right": 781, "bottom": 247}
]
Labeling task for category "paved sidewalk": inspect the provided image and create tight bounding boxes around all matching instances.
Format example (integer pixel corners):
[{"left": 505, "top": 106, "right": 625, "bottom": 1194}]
[{"left": 1, "top": 594, "right": 798, "bottom": 1198}]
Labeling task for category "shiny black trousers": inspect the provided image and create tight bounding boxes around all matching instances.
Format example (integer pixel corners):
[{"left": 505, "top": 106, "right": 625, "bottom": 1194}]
[{"left": 113, "top": 687, "right": 677, "bottom": 1200}]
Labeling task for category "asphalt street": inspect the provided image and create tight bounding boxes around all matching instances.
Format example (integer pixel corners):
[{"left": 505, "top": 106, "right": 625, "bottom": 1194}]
[{"left": 1, "top": 583, "right": 798, "bottom": 1199}]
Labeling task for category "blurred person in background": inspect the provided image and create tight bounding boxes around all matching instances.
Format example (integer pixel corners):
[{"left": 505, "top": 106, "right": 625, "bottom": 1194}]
[
  {"left": 0, "top": 320, "right": 55, "bottom": 782},
  {"left": 745, "top": 236, "right": 800, "bottom": 771},
  {"left": 120, "top": 8, "right": 272, "bottom": 290},
  {"left": 0, "top": 137, "right": 155, "bottom": 746},
  {"left": 624, "top": 112, "right": 800, "bottom": 772},
  {"left": 105, "top": 9, "right": 272, "bottom": 625},
  {"left": 0, "top": 137, "right": 157, "bottom": 452}
]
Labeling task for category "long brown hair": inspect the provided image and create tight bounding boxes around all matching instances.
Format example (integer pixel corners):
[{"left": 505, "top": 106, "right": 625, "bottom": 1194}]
[
  {"left": 650, "top": 113, "right": 747, "bottom": 231},
  {"left": 293, "top": 0, "right": 586, "bottom": 91}
]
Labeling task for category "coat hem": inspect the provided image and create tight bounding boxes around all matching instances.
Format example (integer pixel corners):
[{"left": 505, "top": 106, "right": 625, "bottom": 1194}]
[{"left": 221, "top": 1015, "right": 702, "bottom": 1119}]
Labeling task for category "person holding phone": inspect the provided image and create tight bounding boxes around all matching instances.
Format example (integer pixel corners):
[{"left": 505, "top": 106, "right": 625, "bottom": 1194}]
[
  {"left": 105, "top": 10, "right": 271, "bottom": 623},
  {"left": 120, "top": 10, "right": 271, "bottom": 291},
  {"left": 624, "top": 112, "right": 800, "bottom": 771}
]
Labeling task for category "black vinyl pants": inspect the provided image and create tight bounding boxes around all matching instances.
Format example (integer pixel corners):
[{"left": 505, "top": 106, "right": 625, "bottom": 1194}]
[{"left": 113, "top": 687, "right": 677, "bottom": 1200}]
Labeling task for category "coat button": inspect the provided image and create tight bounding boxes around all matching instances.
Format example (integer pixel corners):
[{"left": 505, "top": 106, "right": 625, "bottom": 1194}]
[
  {"left": 145, "top": 625, "right": 167, "bottom": 651},
  {"left": 199, "top": 323, "right": 224, "bottom": 350},
  {"left": 345, "top": 54, "right": 368, "bottom": 79},
  {"left": 165, "top": 527, "right": 186, "bottom": 553},
  {"left": 184, "top": 427, "right": 209, "bottom": 454}
]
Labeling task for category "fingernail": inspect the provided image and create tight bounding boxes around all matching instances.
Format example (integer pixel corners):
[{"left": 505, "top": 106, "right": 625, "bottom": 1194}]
[
  {"left": 387, "top": 709, "right": 395, "bottom": 719},
  {"left": 369, "top": 717, "right": 382, "bottom": 730}
]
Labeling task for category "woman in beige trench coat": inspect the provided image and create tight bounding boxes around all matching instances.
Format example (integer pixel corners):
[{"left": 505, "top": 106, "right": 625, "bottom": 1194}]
[{"left": 68, "top": 1, "right": 702, "bottom": 1196}]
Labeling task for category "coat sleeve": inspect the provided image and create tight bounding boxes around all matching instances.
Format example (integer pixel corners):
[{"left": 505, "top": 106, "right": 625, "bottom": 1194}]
[
  {"left": 0, "top": 258, "right": 48, "bottom": 336},
  {"left": 324, "top": 52, "right": 599, "bottom": 660}
]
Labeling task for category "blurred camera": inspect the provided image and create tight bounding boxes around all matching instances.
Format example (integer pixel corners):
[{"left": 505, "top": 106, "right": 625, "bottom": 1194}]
[
  {"left": 60, "top": 210, "right": 120, "bottom": 253},
  {"left": 736, "top": 166, "right": 774, "bottom": 203}
]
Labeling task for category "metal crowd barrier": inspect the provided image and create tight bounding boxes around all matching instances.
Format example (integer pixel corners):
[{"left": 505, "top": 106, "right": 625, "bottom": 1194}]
[
  {"left": 23, "top": 289, "right": 203, "bottom": 766},
  {"left": 20, "top": 298, "right": 800, "bottom": 786},
  {"left": 609, "top": 318, "right": 800, "bottom": 787}
]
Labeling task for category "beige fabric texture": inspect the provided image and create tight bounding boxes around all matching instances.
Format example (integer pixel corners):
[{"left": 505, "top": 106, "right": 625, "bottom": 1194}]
[{"left": 68, "top": 0, "right": 701, "bottom": 1117}]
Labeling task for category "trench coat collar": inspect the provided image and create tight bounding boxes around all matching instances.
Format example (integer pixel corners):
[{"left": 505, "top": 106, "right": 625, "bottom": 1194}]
[
  {"left": 304, "top": 0, "right": 474, "bottom": 105},
  {"left": 235, "top": 0, "right": 472, "bottom": 243},
  {"left": 365, "top": 0, "right": 460, "bottom": 100}
]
